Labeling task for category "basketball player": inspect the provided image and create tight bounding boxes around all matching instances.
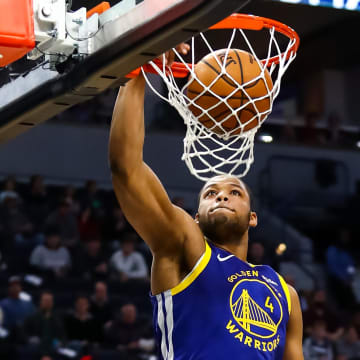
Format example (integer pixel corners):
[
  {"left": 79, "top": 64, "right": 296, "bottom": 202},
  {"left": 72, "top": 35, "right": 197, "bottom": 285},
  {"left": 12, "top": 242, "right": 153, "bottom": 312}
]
[{"left": 109, "top": 45, "right": 303, "bottom": 359}]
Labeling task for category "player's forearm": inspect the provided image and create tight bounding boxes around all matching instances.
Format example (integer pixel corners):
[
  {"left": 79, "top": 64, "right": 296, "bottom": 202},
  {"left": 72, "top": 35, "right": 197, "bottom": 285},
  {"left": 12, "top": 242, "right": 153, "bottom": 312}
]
[{"left": 109, "top": 75, "right": 146, "bottom": 176}]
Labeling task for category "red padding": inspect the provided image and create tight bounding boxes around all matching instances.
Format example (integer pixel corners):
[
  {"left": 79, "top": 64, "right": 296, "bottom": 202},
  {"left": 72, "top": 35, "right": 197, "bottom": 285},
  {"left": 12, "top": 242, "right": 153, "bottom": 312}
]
[
  {"left": 0, "top": 0, "right": 35, "bottom": 67},
  {"left": 86, "top": 2, "right": 110, "bottom": 19}
]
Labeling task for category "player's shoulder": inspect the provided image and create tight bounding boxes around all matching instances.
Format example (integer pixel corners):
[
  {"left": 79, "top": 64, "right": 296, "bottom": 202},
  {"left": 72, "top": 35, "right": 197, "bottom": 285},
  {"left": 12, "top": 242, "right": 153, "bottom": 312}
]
[
  {"left": 247, "top": 262, "right": 278, "bottom": 276},
  {"left": 286, "top": 283, "right": 300, "bottom": 303}
]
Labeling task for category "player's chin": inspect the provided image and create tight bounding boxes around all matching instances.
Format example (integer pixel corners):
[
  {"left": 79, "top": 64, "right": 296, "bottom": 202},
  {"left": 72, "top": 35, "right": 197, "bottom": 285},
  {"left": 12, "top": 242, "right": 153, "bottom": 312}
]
[{"left": 209, "top": 211, "right": 234, "bottom": 224}]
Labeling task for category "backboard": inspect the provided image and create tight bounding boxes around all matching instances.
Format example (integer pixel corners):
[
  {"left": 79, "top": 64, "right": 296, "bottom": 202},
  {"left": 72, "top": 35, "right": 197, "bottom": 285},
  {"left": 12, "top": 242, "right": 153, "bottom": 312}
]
[{"left": 0, "top": 0, "right": 249, "bottom": 144}]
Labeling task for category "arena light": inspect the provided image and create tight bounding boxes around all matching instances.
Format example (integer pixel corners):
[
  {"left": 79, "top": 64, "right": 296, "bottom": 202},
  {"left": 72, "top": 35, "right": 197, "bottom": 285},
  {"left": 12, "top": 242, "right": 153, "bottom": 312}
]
[
  {"left": 356, "top": 141, "right": 360, "bottom": 148},
  {"left": 258, "top": 134, "right": 273, "bottom": 143},
  {"left": 278, "top": 0, "right": 360, "bottom": 11},
  {"left": 275, "top": 243, "right": 287, "bottom": 255}
]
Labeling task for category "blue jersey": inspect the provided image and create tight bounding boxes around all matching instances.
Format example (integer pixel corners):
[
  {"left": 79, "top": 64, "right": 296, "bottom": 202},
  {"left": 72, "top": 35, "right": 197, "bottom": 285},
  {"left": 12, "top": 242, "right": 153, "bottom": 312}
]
[{"left": 151, "top": 240, "right": 291, "bottom": 360}]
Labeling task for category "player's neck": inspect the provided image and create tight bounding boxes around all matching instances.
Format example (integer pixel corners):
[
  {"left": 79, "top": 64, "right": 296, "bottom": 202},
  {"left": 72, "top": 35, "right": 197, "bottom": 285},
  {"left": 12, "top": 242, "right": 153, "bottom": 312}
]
[{"left": 210, "top": 234, "right": 248, "bottom": 261}]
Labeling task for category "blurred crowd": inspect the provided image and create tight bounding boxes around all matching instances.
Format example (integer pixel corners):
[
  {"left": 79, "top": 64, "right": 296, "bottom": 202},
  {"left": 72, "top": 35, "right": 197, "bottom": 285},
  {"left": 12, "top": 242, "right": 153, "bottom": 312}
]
[
  {"left": 0, "top": 175, "right": 359, "bottom": 360},
  {"left": 0, "top": 175, "right": 153, "bottom": 360}
]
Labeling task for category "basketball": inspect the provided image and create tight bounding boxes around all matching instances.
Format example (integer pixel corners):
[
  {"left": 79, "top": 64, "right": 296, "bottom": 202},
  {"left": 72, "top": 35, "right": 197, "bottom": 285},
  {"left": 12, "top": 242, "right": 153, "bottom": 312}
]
[{"left": 187, "top": 49, "right": 273, "bottom": 135}]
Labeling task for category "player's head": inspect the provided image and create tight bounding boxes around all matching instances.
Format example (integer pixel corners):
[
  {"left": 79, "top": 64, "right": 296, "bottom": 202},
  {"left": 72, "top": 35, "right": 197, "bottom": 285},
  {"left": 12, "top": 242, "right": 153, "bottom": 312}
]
[{"left": 196, "top": 175, "right": 257, "bottom": 244}]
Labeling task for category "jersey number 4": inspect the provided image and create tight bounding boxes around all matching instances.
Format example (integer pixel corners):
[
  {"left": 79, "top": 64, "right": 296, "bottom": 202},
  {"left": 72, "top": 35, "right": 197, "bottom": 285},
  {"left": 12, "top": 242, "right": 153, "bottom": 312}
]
[{"left": 265, "top": 296, "right": 274, "bottom": 313}]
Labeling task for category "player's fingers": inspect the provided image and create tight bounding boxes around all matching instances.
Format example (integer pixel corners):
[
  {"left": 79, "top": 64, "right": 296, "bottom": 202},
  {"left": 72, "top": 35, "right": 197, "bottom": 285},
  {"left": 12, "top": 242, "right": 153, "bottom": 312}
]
[
  {"left": 175, "top": 43, "right": 190, "bottom": 55},
  {"left": 155, "top": 43, "right": 189, "bottom": 66},
  {"left": 166, "top": 50, "right": 175, "bottom": 66},
  {"left": 181, "top": 43, "right": 190, "bottom": 55}
]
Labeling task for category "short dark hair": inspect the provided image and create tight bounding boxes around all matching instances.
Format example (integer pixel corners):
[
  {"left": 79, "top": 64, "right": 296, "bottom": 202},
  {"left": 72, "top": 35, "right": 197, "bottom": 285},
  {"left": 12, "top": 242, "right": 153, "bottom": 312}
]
[
  {"left": 44, "top": 224, "right": 61, "bottom": 237},
  {"left": 197, "top": 176, "right": 254, "bottom": 210},
  {"left": 122, "top": 231, "right": 138, "bottom": 244},
  {"left": 8, "top": 275, "right": 21, "bottom": 285},
  {"left": 75, "top": 293, "right": 88, "bottom": 303},
  {"left": 40, "top": 290, "right": 53, "bottom": 297}
]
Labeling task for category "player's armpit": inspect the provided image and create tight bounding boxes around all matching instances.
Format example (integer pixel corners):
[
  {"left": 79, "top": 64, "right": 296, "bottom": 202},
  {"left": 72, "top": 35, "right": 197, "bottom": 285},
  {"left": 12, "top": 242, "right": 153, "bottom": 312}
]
[
  {"left": 282, "top": 285, "right": 304, "bottom": 360},
  {"left": 112, "top": 162, "right": 203, "bottom": 256}
]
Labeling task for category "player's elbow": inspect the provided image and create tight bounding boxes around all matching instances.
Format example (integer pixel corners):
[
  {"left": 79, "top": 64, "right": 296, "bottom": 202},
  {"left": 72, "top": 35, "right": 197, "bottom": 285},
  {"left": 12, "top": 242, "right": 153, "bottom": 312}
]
[
  {"left": 109, "top": 156, "right": 129, "bottom": 179},
  {"left": 109, "top": 158, "right": 121, "bottom": 175},
  {"left": 109, "top": 139, "right": 143, "bottom": 177},
  {"left": 109, "top": 155, "right": 142, "bottom": 183}
]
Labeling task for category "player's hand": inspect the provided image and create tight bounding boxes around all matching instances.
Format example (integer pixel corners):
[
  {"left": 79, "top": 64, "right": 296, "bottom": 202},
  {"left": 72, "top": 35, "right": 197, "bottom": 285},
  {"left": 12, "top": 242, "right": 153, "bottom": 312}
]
[{"left": 159, "top": 43, "right": 190, "bottom": 66}]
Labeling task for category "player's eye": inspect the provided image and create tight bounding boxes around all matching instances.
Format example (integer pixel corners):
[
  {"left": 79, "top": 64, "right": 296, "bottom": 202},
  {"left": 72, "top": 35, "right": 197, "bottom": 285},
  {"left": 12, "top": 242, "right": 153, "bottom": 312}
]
[
  {"left": 205, "top": 190, "right": 217, "bottom": 198},
  {"left": 231, "top": 189, "right": 241, "bottom": 196}
]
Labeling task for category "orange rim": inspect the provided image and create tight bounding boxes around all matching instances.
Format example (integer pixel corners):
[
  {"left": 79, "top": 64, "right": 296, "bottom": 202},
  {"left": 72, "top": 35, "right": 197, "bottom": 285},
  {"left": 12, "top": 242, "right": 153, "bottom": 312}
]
[{"left": 126, "top": 13, "right": 300, "bottom": 78}]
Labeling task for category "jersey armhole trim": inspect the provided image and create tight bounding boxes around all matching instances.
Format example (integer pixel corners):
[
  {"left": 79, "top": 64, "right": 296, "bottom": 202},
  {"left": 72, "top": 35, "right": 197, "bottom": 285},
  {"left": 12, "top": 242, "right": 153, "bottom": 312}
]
[
  {"left": 277, "top": 273, "right": 291, "bottom": 315},
  {"left": 171, "top": 240, "right": 211, "bottom": 296}
]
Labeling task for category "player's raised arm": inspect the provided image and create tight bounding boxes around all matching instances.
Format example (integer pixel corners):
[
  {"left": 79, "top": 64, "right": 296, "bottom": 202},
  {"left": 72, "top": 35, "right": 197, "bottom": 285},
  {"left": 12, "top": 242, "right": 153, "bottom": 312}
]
[{"left": 108, "top": 48, "right": 202, "bottom": 259}]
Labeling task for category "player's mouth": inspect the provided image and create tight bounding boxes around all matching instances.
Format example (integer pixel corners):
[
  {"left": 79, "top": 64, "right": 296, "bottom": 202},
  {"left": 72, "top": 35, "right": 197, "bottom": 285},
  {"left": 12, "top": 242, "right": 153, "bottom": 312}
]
[{"left": 210, "top": 206, "right": 235, "bottom": 213}]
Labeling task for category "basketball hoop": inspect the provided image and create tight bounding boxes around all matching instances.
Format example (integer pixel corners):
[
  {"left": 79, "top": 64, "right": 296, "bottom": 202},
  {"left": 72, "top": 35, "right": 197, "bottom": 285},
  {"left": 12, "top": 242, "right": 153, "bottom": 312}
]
[{"left": 127, "top": 14, "right": 300, "bottom": 181}]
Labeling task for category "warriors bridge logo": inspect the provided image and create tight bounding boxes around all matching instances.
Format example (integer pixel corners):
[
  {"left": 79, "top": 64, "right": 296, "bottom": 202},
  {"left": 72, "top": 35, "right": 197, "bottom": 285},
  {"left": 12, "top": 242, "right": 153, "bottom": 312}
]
[{"left": 229, "top": 279, "right": 283, "bottom": 339}]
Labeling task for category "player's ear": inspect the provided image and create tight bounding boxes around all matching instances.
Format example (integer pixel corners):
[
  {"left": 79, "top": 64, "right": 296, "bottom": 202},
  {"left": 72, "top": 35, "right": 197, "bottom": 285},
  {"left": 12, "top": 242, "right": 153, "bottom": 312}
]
[
  {"left": 249, "top": 211, "right": 257, "bottom": 228},
  {"left": 195, "top": 213, "right": 199, "bottom": 224}
]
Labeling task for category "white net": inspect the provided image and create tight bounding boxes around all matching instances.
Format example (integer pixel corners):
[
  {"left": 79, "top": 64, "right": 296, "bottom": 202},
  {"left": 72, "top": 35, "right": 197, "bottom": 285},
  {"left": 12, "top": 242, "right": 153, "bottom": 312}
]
[{"left": 142, "top": 18, "right": 297, "bottom": 181}]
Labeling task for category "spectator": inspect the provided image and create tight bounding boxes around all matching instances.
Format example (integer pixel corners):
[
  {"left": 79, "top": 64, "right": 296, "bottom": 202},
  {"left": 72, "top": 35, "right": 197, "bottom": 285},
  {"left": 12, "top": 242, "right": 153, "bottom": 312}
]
[
  {"left": 104, "top": 303, "right": 154, "bottom": 354},
  {"left": 78, "top": 206, "right": 102, "bottom": 243},
  {"left": 0, "top": 194, "right": 34, "bottom": 247},
  {"left": 63, "top": 185, "right": 80, "bottom": 215},
  {"left": 90, "top": 282, "right": 113, "bottom": 326},
  {"left": 45, "top": 198, "right": 79, "bottom": 247},
  {"left": 79, "top": 180, "right": 105, "bottom": 219},
  {"left": 30, "top": 225, "right": 71, "bottom": 278},
  {"left": 326, "top": 229, "right": 357, "bottom": 310},
  {"left": 89, "top": 282, "right": 113, "bottom": 342},
  {"left": 25, "top": 175, "right": 49, "bottom": 232},
  {"left": 0, "top": 276, "right": 35, "bottom": 330},
  {"left": 24, "top": 291, "right": 65, "bottom": 357},
  {"left": 303, "top": 290, "right": 343, "bottom": 340},
  {"left": 303, "top": 320, "right": 334, "bottom": 360},
  {"left": 75, "top": 238, "right": 108, "bottom": 280},
  {"left": 64, "top": 295, "right": 98, "bottom": 343},
  {"left": 0, "top": 176, "right": 20, "bottom": 204},
  {"left": 336, "top": 326, "right": 360, "bottom": 360},
  {"left": 247, "top": 242, "right": 265, "bottom": 265},
  {"left": 103, "top": 204, "right": 130, "bottom": 243},
  {"left": 247, "top": 242, "right": 278, "bottom": 269},
  {"left": 110, "top": 233, "right": 148, "bottom": 282}
]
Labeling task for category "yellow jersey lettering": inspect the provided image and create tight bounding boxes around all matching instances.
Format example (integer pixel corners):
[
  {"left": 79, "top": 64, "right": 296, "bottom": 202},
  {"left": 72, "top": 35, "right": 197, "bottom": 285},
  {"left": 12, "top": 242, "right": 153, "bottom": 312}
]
[
  {"left": 244, "top": 336, "right": 253, "bottom": 347},
  {"left": 265, "top": 296, "right": 274, "bottom": 313},
  {"left": 228, "top": 275, "right": 237, "bottom": 283},
  {"left": 226, "top": 320, "right": 239, "bottom": 334},
  {"left": 227, "top": 270, "right": 260, "bottom": 283},
  {"left": 226, "top": 319, "right": 281, "bottom": 352},
  {"left": 262, "top": 342, "right": 267, "bottom": 352},
  {"left": 235, "top": 332, "right": 244, "bottom": 342}
]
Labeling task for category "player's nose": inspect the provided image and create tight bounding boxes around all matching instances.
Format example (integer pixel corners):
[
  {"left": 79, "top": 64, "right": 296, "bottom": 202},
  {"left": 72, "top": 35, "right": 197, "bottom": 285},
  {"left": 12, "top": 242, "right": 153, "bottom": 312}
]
[{"left": 216, "top": 192, "right": 228, "bottom": 202}]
